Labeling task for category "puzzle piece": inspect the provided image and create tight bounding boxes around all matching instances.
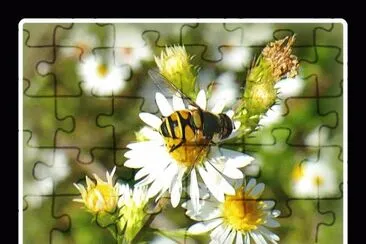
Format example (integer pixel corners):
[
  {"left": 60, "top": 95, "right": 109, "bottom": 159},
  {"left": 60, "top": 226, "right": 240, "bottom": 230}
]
[
  {"left": 23, "top": 195, "right": 71, "bottom": 244},
  {"left": 299, "top": 47, "right": 343, "bottom": 97},
  {"left": 315, "top": 197, "right": 343, "bottom": 244},
  {"left": 55, "top": 93, "right": 114, "bottom": 163},
  {"left": 141, "top": 23, "right": 188, "bottom": 47},
  {"left": 51, "top": 195, "right": 117, "bottom": 243},
  {"left": 23, "top": 35, "right": 56, "bottom": 96},
  {"left": 180, "top": 23, "right": 243, "bottom": 62},
  {"left": 279, "top": 199, "right": 337, "bottom": 244},
  {"left": 23, "top": 95, "right": 74, "bottom": 147},
  {"left": 23, "top": 25, "right": 85, "bottom": 97},
  {"left": 55, "top": 23, "right": 105, "bottom": 61},
  {"left": 23, "top": 23, "right": 72, "bottom": 46}
]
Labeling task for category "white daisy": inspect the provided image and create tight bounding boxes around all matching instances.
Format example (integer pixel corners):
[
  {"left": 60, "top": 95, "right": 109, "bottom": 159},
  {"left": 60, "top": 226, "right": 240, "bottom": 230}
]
[
  {"left": 111, "top": 25, "right": 153, "bottom": 70},
  {"left": 292, "top": 161, "right": 338, "bottom": 198},
  {"left": 78, "top": 55, "right": 128, "bottom": 96},
  {"left": 60, "top": 25, "right": 99, "bottom": 59},
  {"left": 117, "top": 184, "right": 149, "bottom": 242},
  {"left": 183, "top": 178, "right": 280, "bottom": 244},
  {"left": 124, "top": 90, "right": 254, "bottom": 213}
]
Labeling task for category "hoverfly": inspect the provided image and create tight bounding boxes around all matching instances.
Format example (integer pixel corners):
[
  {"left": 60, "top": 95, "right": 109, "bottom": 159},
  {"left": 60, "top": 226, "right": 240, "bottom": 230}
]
[{"left": 148, "top": 69, "right": 234, "bottom": 167}]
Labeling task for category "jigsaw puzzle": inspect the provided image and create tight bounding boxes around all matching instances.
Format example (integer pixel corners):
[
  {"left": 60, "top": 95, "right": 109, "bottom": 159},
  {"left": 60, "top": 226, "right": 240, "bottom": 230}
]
[{"left": 20, "top": 19, "right": 346, "bottom": 244}]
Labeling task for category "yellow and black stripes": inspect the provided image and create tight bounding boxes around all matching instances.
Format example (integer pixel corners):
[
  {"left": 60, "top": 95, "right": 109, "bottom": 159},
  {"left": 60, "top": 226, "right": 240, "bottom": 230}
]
[{"left": 159, "top": 108, "right": 233, "bottom": 155}]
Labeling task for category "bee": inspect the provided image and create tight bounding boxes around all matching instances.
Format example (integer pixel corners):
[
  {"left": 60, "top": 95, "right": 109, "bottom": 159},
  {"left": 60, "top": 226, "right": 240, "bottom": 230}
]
[{"left": 148, "top": 69, "right": 234, "bottom": 166}]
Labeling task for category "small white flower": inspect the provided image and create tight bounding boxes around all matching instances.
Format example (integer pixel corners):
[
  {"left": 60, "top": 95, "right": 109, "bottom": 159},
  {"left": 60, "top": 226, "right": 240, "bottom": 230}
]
[
  {"left": 220, "top": 46, "right": 251, "bottom": 71},
  {"left": 111, "top": 26, "right": 153, "bottom": 70},
  {"left": 78, "top": 55, "right": 128, "bottom": 95},
  {"left": 124, "top": 90, "right": 254, "bottom": 213},
  {"left": 208, "top": 72, "right": 240, "bottom": 109},
  {"left": 292, "top": 161, "right": 338, "bottom": 198},
  {"left": 183, "top": 178, "right": 280, "bottom": 244},
  {"left": 60, "top": 25, "right": 99, "bottom": 59},
  {"left": 117, "top": 184, "right": 149, "bottom": 242}
]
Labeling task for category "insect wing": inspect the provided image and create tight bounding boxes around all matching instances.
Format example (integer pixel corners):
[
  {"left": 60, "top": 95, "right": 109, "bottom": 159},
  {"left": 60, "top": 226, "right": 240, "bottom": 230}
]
[{"left": 148, "top": 69, "right": 200, "bottom": 108}]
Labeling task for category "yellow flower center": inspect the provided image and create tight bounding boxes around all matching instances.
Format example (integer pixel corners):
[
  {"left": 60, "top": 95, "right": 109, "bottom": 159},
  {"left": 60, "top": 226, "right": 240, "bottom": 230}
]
[
  {"left": 166, "top": 137, "right": 209, "bottom": 167},
  {"left": 313, "top": 175, "right": 324, "bottom": 187},
  {"left": 292, "top": 163, "right": 305, "bottom": 181},
  {"left": 222, "top": 187, "right": 265, "bottom": 232},
  {"left": 84, "top": 183, "right": 118, "bottom": 213},
  {"left": 96, "top": 64, "right": 108, "bottom": 78}
]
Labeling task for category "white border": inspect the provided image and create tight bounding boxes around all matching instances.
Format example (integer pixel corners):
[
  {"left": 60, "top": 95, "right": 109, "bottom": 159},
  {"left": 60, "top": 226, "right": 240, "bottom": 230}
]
[{"left": 18, "top": 19, "right": 348, "bottom": 244}]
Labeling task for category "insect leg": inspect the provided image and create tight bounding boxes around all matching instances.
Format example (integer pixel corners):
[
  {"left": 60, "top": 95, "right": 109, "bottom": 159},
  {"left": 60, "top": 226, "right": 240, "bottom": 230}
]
[{"left": 169, "top": 139, "right": 185, "bottom": 153}]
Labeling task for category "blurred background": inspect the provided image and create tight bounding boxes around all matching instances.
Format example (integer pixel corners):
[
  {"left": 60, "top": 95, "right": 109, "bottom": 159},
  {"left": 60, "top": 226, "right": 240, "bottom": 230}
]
[{"left": 22, "top": 22, "right": 344, "bottom": 244}]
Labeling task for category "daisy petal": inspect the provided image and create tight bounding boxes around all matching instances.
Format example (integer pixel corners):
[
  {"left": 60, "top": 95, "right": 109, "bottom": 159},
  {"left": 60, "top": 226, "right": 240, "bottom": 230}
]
[
  {"left": 210, "top": 225, "right": 225, "bottom": 239},
  {"left": 211, "top": 99, "right": 226, "bottom": 114},
  {"left": 196, "top": 89, "right": 207, "bottom": 110},
  {"left": 258, "top": 226, "right": 280, "bottom": 242},
  {"left": 126, "top": 141, "right": 162, "bottom": 150},
  {"left": 156, "top": 92, "right": 173, "bottom": 116},
  {"left": 184, "top": 200, "right": 221, "bottom": 221},
  {"left": 244, "top": 233, "right": 250, "bottom": 244},
  {"left": 225, "top": 230, "right": 236, "bottom": 243},
  {"left": 272, "top": 210, "right": 281, "bottom": 218},
  {"left": 223, "top": 166, "right": 244, "bottom": 179},
  {"left": 135, "top": 174, "right": 156, "bottom": 187},
  {"left": 250, "top": 230, "right": 267, "bottom": 244},
  {"left": 146, "top": 164, "right": 175, "bottom": 197},
  {"left": 173, "top": 94, "right": 185, "bottom": 110},
  {"left": 147, "top": 176, "right": 165, "bottom": 198},
  {"left": 221, "top": 149, "right": 254, "bottom": 168},
  {"left": 198, "top": 165, "right": 224, "bottom": 202},
  {"left": 219, "top": 226, "right": 232, "bottom": 243},
  {"left": 134, "top": 167, "right": 152, "bottom": 180},
  {"left": 249, "top": 183, "right": 265, "bottom": 199},
  {"left": 137, "top": 126, "right": 162, "bottom": 141},
  {"left": 188, "top": 218, "right": 223, "bottom": 234},
  {"left": 226, "top": 109, "right": 234, "bottom": 119},
  {"left": 245, "top": 178, "right": 257, "bottom": 192},
  {"left": 154, "top": 163, "right": 179, "bottom": 200},
  {"left": 170, "top": 168, "right": 185, "bottom": 207},
  {"left": 124, "top": 159, "right": 145, "bottom": 168},
  {"left": 264, "top": 218, "right": 280, "bottom": 228},
  {"left": 263, "top": 201, "right": 275, "bottom": 210},
  {"left": 139, "top": 113, "right": 162, "bottom": 129},
  {"left": 205, "top": 162, "right": 235, "bottom": 195},
  {"left": 189, "top": 168, "right": 200, "bottom": 213},
  {"left": 236, "top": 231, "right": 243, "bottom": 244}
]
